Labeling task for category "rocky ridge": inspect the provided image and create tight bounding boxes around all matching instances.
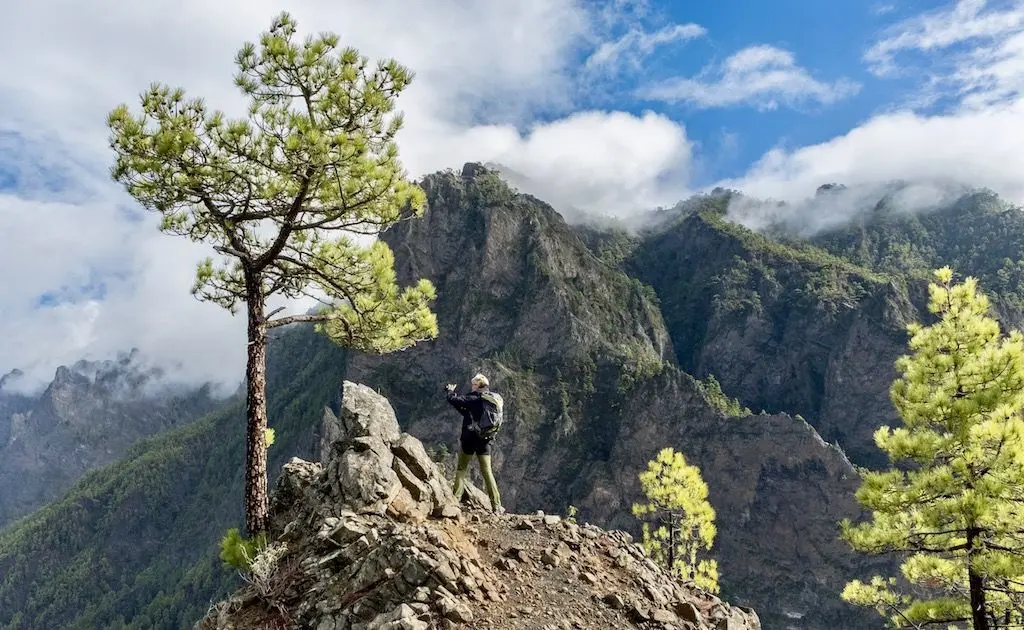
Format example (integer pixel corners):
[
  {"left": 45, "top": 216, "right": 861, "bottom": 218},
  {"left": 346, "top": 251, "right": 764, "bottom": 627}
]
[
  {"left": 628, "top": 203, "right": 919, "bottom": 469},
  {"left": 199, "top": 382, "right": 760, "bottom": 630}
]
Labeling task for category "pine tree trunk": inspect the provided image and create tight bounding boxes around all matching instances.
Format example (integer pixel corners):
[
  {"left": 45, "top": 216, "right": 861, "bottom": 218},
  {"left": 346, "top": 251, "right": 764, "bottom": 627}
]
[
  {"left": 969, "top": 568, "right": 988, "bottom": 630},
  {"left": 967, "top": 528, "right": 989, "bottom": 630},
  {"left": 668, "top": 513, "right": 676, "bottom": 576},
  {"left": 244, "top": 276, "right": 269, "bottom": 538}
]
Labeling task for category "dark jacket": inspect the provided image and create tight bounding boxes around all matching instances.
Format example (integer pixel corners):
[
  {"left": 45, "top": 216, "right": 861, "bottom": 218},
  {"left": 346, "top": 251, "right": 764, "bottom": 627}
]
[{"left": 446, "top": 388, "right": 494, "bottom": 434}]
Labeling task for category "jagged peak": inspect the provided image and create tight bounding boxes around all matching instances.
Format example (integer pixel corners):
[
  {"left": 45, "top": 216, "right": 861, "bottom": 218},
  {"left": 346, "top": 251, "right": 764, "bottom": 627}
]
[
  {"left": 384, "top": 163, "right": 675, "bottom": 370},
  {"left": 0, "top": 369, "right": 25, "bottom": 394},
  {"left": 815, "top": 182, "right": 847, "bottom": 196}
]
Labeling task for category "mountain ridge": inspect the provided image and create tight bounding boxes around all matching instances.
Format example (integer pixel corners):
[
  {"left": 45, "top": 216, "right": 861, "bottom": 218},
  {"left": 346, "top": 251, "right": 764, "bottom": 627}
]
[
  {"left": 198, "top": 380, "right": 764, "bottom": 630},
  {"left": 0, "top": 350, "right": 222, "bottom": 527},
  {"left": 9, "top": 164, "right": 1024, "bottom": 629}
]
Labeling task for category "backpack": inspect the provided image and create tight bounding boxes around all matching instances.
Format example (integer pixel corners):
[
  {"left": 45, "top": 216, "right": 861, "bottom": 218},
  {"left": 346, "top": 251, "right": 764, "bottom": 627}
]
[{"left": 477, "top": 390, "right": 504, "bottom": 438}]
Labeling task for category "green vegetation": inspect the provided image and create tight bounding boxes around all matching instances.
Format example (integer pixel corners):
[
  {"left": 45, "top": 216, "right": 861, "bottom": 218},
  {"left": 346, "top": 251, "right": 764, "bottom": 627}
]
[
  {"left": 218, "top": 527, "right": 268, "bottom": 571},
  {"left": 810, "top": 191, "right": 1024, "bottom": 310},
  {"left": 0, "top": 325, "right": 347, "bottom": 629},
  {"left": 633, "top": 447, "right": 719, "bottom": 593},
  {"left": 573, "top": 224, "right": 641, "bottom": 267},
  {"left": 106, "top": 12, "right": 437, "bottom": 536},
  {"left": 695, "top": 374, "right": 750, "bottom": 417},
  {"left": 701, "top": 208, "right": 883, "bottom": 319},
  {"left": 841, "top": 268, "right": 1024, "bottom": 630},
  {"left": 468, "top": 168, "right": 516, "bottom": 207},
  {"left": 710, "top": 257, "right": 770, "bottom": 318},
  {"left": 699, "top": 204, "right": 888, "bottom": 285}
]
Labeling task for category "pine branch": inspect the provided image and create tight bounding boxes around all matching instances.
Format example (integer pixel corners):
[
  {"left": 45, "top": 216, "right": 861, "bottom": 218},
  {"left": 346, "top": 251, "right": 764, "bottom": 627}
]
[{"left": 266, "top": 313, "right": 330, "bottom": 328}]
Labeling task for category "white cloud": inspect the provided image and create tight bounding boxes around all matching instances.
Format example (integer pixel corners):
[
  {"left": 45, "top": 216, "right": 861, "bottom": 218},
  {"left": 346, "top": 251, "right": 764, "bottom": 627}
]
[
  {"left": 717, "top": 100, "right": 1024, "bottom": 231},
  {"left": 863, "top": 0, "right": 1024, "bottom": 109},
  {"left": 0, "top": 190, "right": 247, "bottom": 388},
  {"left": 0, "top": 0, "right": 696, "bottom": 387},
  {"left": 490, "top": 110, "right": 692, "bottom": 216},
  {"left": 11, "top": 0, "right": 1021, "bottom": 391},
  {"left": 640, "top": 45, "right": 861, "bottom": 110},
  {"left": 584, "top": 23, "right": 707, "bottom": 73},
  {"left": 954, "top": 29, "right": 1024, "bottom": 107},
  {"left": 708, "top": 1, "right": 1024, "bottom": 233},
  {"left": 865, "top": 0, "right": 1024, "bottom": 76}
]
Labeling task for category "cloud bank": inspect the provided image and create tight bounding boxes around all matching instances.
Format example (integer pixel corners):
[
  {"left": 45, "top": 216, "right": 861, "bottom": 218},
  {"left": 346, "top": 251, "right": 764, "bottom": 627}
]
[
  {"left": 0, "top": 0, "right": 703, "bottom": 389},
  {"left": 3, "top": 0, "right": 1024, "bottom": 390},
  {"left": 719, "top": 0, "right": 1024, "bottom": 232}
]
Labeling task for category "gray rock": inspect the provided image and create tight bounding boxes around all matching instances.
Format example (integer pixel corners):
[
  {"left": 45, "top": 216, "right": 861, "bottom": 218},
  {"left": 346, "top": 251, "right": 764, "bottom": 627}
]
[
  {"left": 388, "top": 487, "right": 430, "bottom": 523},
  {"left": 268, "top": 458, "right": 324, "bottom": 537},
  {"left": 319, "top": 406, "right": 343, "bottom": 463},
  {"left": 340, "top": 381, "right": 401, "bottom": 444},
  {"left": 540, "top": 550, "right": 561, "bottom": 567},
  {"left": 675, "top": 601, "right": 702, "bottom": 625},
  {"left": 336, "top": 448, "right": 402, "bottom": 515},
  {"left": 351, "top": 435, "right": 394, "bottom": 464},
  {"left": 393, "top": 457, "right": 430, "bottom": 502},
  {"left": 391, "top": 434, "right": 434, "bottom": 480},
  {"left": 602, "top": 593, "right": 625, "bottom": 609},
  {"left": 455, "top": 480, "right": 491, "bottom": 510},
  {"left": 438, "top": 597, "right": 473, "bottom": 623}
]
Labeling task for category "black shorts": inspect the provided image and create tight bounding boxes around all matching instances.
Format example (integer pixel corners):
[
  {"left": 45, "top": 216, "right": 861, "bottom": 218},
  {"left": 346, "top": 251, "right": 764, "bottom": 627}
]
[{"left": 460, "top": 431, "right": 492, "bottom": 456}]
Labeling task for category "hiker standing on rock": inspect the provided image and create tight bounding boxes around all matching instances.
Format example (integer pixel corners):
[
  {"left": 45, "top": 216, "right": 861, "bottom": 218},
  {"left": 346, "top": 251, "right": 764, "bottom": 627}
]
[{"left": 445, "top": 373, "right": 504, "bottom": 514}]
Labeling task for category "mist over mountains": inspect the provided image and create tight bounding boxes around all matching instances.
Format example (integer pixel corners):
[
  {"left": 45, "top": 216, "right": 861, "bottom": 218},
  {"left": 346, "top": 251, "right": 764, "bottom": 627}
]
[{"left": 3, "top": 168, "right": 1013, "bottom": 399}]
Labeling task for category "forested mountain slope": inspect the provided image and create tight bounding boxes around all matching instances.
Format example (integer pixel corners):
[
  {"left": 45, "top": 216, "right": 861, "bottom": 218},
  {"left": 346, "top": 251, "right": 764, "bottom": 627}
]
[
  {"left": 0, "top": 352, "right": 220, "bottom": 527},
  {"left": 0, "top": 327, "right": 347, "bottom": 630}
]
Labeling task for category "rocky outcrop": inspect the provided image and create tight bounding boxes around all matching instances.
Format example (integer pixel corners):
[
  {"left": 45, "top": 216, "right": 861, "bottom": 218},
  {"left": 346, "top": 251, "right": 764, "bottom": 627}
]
[
  {"left": 199, "top": 381, "right": 761, "bottom": 630},
  {"left": 269, "top": 381, "right": 460, "bottom": 535}
]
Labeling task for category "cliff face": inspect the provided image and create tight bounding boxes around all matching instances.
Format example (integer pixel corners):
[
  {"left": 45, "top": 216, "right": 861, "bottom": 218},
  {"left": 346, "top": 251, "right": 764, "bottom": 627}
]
[
  {"left": 0, "top": 352, "right": 219, "bottom": 526},
  {"left": 628, "top": 202, "right": 924, "bottom": 469},
  {"left": 199, "top": 381, "right": 763, "bottom": 630},
  {"left": 345, "top": 165, "right": 887, "bottom": 629},
  {"left": 584, "top": 370, "right": 894, "bottom": 628},
  {"left": 627, "top": 188, "right": 1024, "bottom": 475}
]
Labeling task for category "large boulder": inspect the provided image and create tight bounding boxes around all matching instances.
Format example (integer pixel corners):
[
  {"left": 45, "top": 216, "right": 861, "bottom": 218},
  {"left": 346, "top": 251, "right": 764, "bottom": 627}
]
[
  {"left": 338, "top": 382, "right": 401, "bottom": 444},
  {"left": 270, "top": 380, "right": 460, "bottom": 536}
]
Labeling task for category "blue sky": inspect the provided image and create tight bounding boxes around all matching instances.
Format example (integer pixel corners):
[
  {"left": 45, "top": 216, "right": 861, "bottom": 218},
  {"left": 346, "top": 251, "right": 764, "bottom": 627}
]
[
  {"left": 2, "top": 0, "right": 1024, "bottom": 387},
  {"left": 641, "top": 0, "right": 892, "bottom": 181},
  {"left": 536, "top": 0, "right": 1021, "bottom": 186}
]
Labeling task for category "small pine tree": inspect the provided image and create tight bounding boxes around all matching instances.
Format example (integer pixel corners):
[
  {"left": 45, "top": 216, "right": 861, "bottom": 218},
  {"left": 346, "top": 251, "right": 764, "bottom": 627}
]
[
  {"left": 841, "top": 267, "right": 1024, "bottom": 630},
  {"left": 632, "top": 447, "right": 720, "bottom": 593},
  {"left": 696, "top": 374, "right": 751, "bottom": 417},
  {"left": 218, "top": 527, "right": 267, "bottom": 570}
]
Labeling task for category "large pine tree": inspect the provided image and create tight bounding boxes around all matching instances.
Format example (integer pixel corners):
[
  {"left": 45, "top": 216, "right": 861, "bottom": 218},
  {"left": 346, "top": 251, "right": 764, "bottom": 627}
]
[
  {"left": 841, "top": 267, "right": 1024, "bottom": 629},
  {"left": 107, "top": 13, "right": 438, "bottom": 537}
]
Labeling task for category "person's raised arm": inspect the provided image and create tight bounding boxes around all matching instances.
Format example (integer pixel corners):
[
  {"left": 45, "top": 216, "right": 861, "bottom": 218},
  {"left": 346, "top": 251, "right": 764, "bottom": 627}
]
[{"left": 445, "top": 384, "right": 471, "bottom": 410}]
